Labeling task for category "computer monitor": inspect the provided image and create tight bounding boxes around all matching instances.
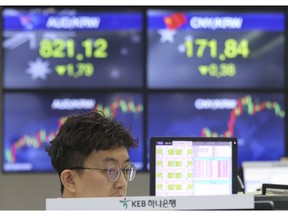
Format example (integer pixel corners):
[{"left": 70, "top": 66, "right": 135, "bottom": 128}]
[
  {"left": 242, "top": 161, "right": 288, "bottom": 193},
  {"left": 150, "top": 137, "right": 238, "bottom": 196}
]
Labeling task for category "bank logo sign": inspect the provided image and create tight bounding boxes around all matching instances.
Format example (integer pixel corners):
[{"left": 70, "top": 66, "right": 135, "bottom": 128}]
[{"left": 119, "top": 197, "right": 176, "bottom": 210}]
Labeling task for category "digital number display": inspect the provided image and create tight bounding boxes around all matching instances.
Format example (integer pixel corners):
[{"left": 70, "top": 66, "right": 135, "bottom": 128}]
[
  {"left": 148, "top": 92, "right": 285, "bottom": 168},
  {"left": 3, "top": 92, "right": 143, "bottom": 172},
  {"left": 2, "top": 8, "right": 143, "bottom": 89},
  {"left": 147, "top": 10, "right": 285, "bottom": 89}
]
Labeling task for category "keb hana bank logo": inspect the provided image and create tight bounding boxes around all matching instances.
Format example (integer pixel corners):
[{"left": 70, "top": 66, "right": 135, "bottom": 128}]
[
  {"left": 119, "top": 198, "right": 131, "bottom": 209},
  {"left": 119, "top": 197, "right": 176, "bottom": 210}
]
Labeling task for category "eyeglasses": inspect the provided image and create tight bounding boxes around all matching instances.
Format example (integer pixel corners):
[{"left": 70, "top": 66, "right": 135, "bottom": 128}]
[{"left": 68, "top": 163, "right": 136, "bottom": 183}]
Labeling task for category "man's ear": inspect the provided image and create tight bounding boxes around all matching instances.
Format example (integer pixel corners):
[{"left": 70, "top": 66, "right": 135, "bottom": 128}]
[{"left": 60, "top": 169, "right": 77, "bottom": 193}]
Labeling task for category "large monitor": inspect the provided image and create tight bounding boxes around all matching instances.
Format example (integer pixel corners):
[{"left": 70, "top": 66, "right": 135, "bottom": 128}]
[
  {"left": 147, "top": 92, "right": 285, "bottom": 169},
  {"left": 2, "top": 7, "right": 144, "bottom": 89},
  {"left": 242, "top": 161, "right": 288, "bottom": 193},
  {"left": 2, "top": 91, "right": 143, "bottom": 172},
  {"left": 147, "top": 10, "right": 285, "bottom": 89},
  {"left": 150, "top": 136, "right": 238, "bottom": 196}
]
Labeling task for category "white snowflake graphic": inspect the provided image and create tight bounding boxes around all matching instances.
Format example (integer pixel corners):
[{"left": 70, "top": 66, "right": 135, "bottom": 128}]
[
  {"left": 158, "top": 29, "right": 177, "bottom": 43},
  {"left": 26, "top": 57, "right": 52, "bottom": 80}
]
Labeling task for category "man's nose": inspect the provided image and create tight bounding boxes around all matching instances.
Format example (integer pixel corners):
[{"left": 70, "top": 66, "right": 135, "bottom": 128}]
[{"left": 115, "top": 171, "right": 127, "bottom": 188}]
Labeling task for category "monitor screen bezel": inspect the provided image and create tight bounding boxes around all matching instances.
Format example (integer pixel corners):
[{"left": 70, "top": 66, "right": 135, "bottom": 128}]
[{"left": 150, "top": 136, "right": 238, "bottom": 196}]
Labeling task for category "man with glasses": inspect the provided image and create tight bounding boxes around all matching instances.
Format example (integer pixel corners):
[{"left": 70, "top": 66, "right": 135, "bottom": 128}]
[{"left": 45, "top": 111, "right": 138, "bottom": 198}]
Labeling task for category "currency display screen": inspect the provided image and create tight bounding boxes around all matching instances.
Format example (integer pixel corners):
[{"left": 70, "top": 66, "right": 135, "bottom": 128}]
[
  {"left": 147, "top": 92, "right": 285, "bottom": 168},
  {"left": 2, "top": 7, "right": 143, "bottom": 89},
  {"left": 147, "top": 10, "right": 285, "bottom": 89},
  {"left": 3, "top": 92, "right": 144, "bottom": 172},
  {"left": 1, "top": 7, "right": 287, "bottom": 173}
]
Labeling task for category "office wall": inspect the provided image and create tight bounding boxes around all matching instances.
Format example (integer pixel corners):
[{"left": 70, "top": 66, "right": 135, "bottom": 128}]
[{"left": 0, "top": 172, "right": 150, "bottom": 210}]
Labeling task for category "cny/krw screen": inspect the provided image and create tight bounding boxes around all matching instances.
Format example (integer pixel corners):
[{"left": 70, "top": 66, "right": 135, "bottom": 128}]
[
  {"left": 2, "top": 7, "right": 143, "bottom": 89},
  {"left": 147, "top": 10, "right": 285, "bottom": 89},
  {"left": 147, "top": 92, "right": 285, "bottom": 168}
]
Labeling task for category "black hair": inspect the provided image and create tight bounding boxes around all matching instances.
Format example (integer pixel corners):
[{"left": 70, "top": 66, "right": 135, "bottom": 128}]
[{"left": 45, "top": 110, "right": 138, "bottom": 194}]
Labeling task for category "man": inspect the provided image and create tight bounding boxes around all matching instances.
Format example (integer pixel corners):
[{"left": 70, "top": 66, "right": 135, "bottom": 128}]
[{"left": 45, "top": 111, "right": 138, "bottom": 198}]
